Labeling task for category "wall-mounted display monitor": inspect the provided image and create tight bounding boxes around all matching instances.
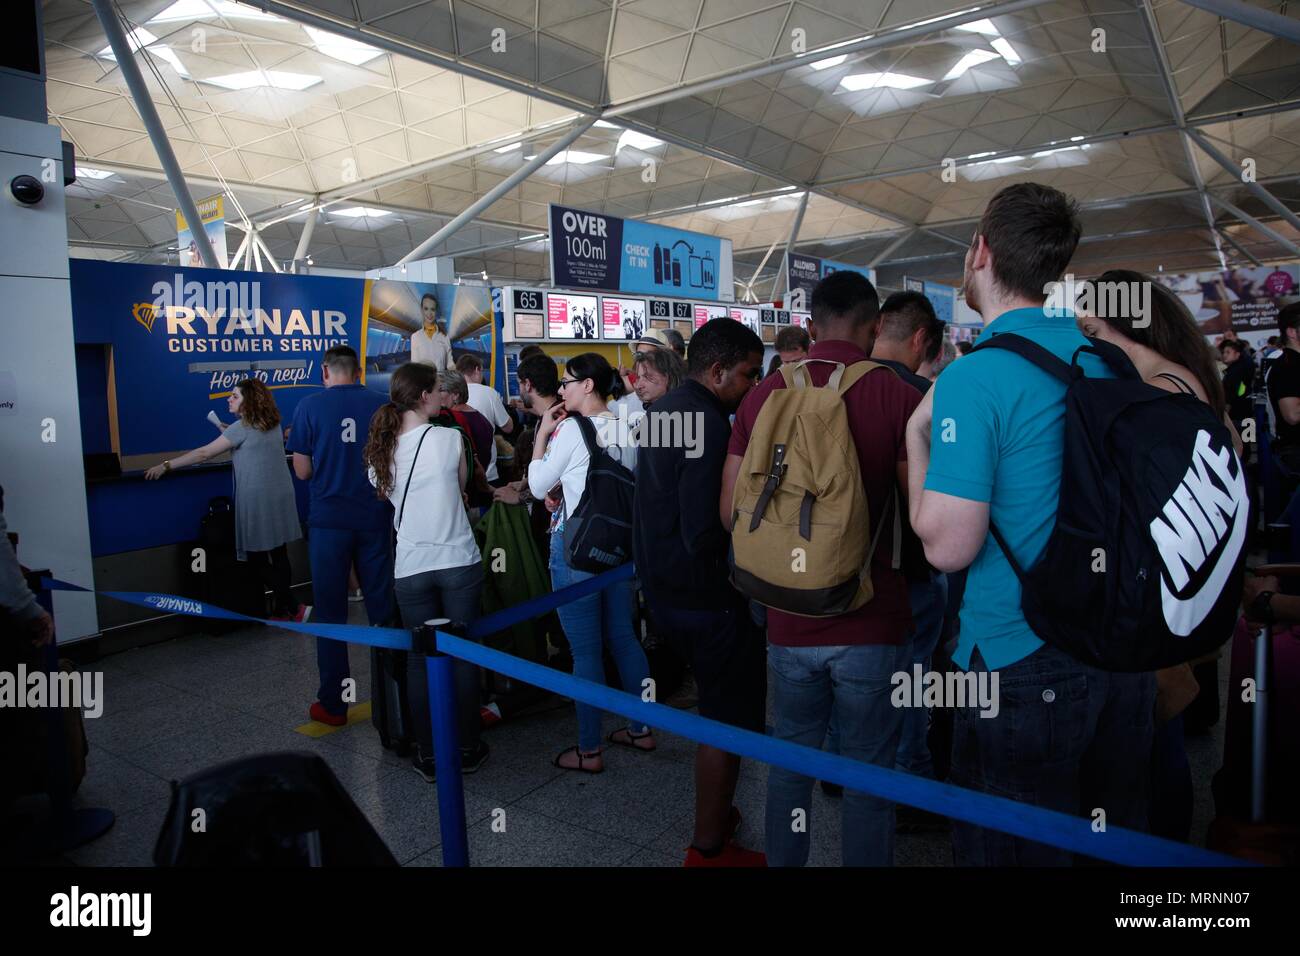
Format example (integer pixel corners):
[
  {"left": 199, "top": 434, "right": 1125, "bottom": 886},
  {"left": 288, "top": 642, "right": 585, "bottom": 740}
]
[
  {"left": 601, "top": 296, "right": 647, "bottom": 340},
  {"left": 790, "top": 311, "right": 811, "bottom": 328},
  {"left": 502, "top": 286, "right": 548, "bottom": 341},
  {"left": 729, "top": 306, "right": 761, "bottom": 335},
  {"left": 693, "top": 303, "right": 728, "bottom": 328},
  {"left": 547, "top": 291, "right": 600, "bottom": 340}
]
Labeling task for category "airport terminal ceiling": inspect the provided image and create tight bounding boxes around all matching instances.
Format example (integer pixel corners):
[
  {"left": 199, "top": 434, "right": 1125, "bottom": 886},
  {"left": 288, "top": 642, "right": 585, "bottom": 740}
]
[{"left": 42, "top": 0, "right": 1300, "bottom": 296}]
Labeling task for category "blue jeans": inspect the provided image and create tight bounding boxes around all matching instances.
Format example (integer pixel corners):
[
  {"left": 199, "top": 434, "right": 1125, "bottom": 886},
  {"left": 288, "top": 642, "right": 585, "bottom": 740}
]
[
  {"left": 950, "top": 643, "right": 1156, "bottom": 866},
  {"left": 394, "top": 562, "right": 484, "bottom": 756},
  {"left": 895, "top": 574, "right": 948, "bottom": 778},
  {"left": 548, "top": 539, "right": 650, "bottom": 752},
  {"left": 765, "top": 641, "right": 909, "bottom": 867},
  {"left": 308, "top": 526, "right": 394, "bottom": 715}
]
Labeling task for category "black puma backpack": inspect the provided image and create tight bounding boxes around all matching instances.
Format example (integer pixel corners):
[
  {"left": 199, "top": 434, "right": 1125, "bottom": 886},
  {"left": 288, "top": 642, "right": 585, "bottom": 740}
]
[
  {"left": 974, "top": 333, "right": 1247, "bottom": 672},
  {"left": 563, "top": 413, "right": 635, "bottom": 572}
]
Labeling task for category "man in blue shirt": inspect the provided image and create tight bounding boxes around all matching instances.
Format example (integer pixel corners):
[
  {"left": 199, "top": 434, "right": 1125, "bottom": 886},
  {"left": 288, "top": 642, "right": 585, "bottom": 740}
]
[
  {"left": 905, "top": 183, "right": 1156, "bottom": 865},
  {"left": 287, "top": 346, "right": 392, "bottom": 725}
]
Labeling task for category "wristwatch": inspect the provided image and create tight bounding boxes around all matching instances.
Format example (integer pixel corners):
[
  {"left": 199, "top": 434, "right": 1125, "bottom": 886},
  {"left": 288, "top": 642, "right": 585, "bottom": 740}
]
[
  {"left": 1248, "top": 589, "right": 1275, "bottom": 624},
  {"left": 163, "top": 460, "right": 172, "bottom": 472}
]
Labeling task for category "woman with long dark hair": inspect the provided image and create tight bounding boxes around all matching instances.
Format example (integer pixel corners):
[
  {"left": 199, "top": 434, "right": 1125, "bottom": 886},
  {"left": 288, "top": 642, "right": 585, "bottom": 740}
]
[
  {"left": 364, "top": 362, "right": 488, "bottom": 779},
  {"left": 527, "top": 352, "right": 654, "bottom": 773},
  {"left": 145, "top": 378, "right": 305, "bottom": 620},
  {"left": 1076, "top": 269, "right": 1239, "bottom": 842}
]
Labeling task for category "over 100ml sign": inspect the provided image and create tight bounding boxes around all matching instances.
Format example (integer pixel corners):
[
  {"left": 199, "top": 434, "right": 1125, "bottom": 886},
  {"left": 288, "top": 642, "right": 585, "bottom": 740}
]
[{"left": 549, "top": 204, "right": 734, "bottom": 302}]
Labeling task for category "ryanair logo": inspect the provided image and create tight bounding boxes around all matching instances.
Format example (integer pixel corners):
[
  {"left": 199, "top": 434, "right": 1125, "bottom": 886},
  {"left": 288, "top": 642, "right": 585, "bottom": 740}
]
[
  {"left": 144, "top": 594, "right": 204, "bottom": 615},
  {"left": 1149, "top": 430, "right": 1248, "bottom": 637},
  {"left": 133, "top": 302, "right": 158, "bottom": 333}
]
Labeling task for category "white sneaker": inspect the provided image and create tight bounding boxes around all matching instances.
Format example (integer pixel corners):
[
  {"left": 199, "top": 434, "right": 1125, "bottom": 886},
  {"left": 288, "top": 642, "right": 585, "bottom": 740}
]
[{"left": 348, "top": 589, "right": 364, "bottom": 603}]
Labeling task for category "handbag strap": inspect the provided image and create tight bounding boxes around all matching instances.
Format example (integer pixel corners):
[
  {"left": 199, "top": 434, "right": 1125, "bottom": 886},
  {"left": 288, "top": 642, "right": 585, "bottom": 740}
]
[{"left": 397, "top": 425, "right": 432, "bottom": 530}]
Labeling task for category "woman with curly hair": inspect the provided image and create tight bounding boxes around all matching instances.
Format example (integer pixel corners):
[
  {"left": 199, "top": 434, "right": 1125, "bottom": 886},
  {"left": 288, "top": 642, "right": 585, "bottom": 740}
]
[
  {"left": 364, "top": 362, "right": 488, "bottom": 779},
  {"left": 145, "top": 377, "right": 305, "bottom": 620}
]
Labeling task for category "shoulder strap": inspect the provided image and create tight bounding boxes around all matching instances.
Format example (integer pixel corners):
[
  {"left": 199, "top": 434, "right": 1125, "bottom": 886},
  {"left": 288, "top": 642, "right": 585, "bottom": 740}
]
[
  {"left": 569, "top": 412, "right": 601, "bottom": 458},
  {"left": 1154, "top": 371, "right": 1196, "bottom": 396},
  {"left": 970, "top": 333, "right": 1073, "bottom": 385},
  {"left": 397, "top": 425, "right": 432, "bottom": 530},
  {"left": 780, "top": 358, "right": 884, "bottom": 393}
]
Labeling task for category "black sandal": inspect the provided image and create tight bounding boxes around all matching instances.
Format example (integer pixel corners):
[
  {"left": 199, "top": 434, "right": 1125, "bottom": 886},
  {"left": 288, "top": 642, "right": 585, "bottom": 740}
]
[
  {"left": 607, "top": 728, "right": 656, "bottom": 752},
  {"left": 553, "top": 745, "right": 604, "bottom": 774}
]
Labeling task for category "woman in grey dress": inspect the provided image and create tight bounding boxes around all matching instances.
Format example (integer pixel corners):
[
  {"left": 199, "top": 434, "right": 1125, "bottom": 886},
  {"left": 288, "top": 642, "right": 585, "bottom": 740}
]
[{"left": 145, "top": 378, "right": 306, "bottom": 620}]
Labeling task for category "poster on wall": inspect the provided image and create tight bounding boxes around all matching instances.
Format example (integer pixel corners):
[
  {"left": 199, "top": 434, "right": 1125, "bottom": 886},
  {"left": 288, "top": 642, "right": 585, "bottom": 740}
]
[
  {"left": 729, "top": 306, "right": 761, "bottom": 335},
  {"left": 601, "top": 296, "right": 646, "bottom": 340},
  {"left": 549, "top": 204, "right": 734, "bottom": 302},
  {"left": 547, "top": 291, "right": 600, "bottom": 339},
  {"left": 923, "top": 281, "right": 956, "bottom": 327},
  {"left": 1154, "top": 265, "right": 1299, "bottom": 335},
  {"left": 176, "top": 194, "right": 228, "bottom": 268},
  {"left": 785, "top": 253, "right": 876, "bottom": 308},
  {"left": 693, "top": 303, "right": 728, "bottom": 328}
]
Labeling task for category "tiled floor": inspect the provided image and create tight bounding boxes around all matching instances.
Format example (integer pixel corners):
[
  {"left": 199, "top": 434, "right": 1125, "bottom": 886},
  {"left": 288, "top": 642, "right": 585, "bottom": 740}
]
[{"left": 17, "top": 607, "right": 1227, "bottom": 867}]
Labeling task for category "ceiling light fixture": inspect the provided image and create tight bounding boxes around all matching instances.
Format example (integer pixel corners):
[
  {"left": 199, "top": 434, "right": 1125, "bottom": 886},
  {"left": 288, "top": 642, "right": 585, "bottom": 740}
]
[{"left": 493, "top": 142, "right": 522, "bottom": 153}]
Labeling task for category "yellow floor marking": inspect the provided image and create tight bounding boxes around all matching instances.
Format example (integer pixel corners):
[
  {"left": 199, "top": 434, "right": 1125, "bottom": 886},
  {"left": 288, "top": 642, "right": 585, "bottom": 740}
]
[{"left": 295, "top": 701, "right": 372, "bottom": 737}]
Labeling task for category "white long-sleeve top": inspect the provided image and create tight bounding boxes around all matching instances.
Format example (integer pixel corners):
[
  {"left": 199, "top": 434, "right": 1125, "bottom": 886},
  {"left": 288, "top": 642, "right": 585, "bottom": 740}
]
[{"left": 527, "top": 413, "right": 635, "bottom": 524}]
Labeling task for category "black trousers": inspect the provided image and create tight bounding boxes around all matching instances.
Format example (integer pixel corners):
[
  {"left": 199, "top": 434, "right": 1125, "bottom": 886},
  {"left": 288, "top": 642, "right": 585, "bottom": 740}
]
[{"left": 246, "top": 544, "right": 294, "bottom": 616}]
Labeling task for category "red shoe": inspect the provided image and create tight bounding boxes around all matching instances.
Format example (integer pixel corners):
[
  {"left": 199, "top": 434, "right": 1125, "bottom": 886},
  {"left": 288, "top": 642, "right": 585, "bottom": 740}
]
[
  {"left": 684, "top": 843, "right": 767, "bottom": 867},
  {"left": 309, "top": 701, "right": 346, "bottom": 727}
]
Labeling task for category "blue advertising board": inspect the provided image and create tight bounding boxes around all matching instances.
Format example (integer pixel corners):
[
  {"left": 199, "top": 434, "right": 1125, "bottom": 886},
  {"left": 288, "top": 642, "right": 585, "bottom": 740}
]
[
  {"left": 923, "top": 281, "right": 956, "bottom": 327},
  {"left": 549, "top": 203, "right": 734, "bottom": 302},
  {"left": 69, "top": 261, "right": 500, "bottom": 459},
  {"left": 785, "top": 253, "right": 877, "bottom": 308}
]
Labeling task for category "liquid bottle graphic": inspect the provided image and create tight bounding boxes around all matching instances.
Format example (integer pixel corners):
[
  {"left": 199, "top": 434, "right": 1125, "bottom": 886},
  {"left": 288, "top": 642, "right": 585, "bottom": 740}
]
[
  {"left": 653, "top": 242, "right": 662, "bottom": 284},
  {"left": 672, "top": 257, "right": 682, "bottom": 286},
  {"left": 702, "top": 251, "right": 715, "bottom": 289}
]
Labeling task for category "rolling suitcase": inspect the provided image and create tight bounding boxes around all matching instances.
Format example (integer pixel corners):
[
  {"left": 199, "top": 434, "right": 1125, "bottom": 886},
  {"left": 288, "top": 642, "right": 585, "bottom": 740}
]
[
  {"left": 1208, "top": 616, "right": 1300, "bottom": 864},
  {"left": 192, "top": 496, "right": 265, "bottom": 624},
  {"left": 369, "top": 647, "right": 415, "bottom": 757}
]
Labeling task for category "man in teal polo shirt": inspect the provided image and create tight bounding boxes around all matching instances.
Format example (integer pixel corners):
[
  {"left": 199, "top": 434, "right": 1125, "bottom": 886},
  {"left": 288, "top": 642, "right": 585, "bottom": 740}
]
[{"left": 905, "top": 183, "right": 1156, "bottom": 865}]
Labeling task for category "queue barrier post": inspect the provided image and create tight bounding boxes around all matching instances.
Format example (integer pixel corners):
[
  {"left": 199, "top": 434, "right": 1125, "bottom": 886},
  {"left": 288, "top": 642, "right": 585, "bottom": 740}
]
[{"left": 416, "top": 620, "right": 469, "bottom": 867}]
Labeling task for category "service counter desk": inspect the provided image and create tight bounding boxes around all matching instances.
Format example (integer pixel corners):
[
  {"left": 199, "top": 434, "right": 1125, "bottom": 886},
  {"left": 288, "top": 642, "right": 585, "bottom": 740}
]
[{"left": 85, "top": 457, "right": 310, "bottom": 649}]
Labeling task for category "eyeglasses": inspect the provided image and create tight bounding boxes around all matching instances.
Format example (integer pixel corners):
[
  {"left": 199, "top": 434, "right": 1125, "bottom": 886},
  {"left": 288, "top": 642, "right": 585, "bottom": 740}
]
[{"left": 558, "top": 378, "right": 580, "bottom": 389}]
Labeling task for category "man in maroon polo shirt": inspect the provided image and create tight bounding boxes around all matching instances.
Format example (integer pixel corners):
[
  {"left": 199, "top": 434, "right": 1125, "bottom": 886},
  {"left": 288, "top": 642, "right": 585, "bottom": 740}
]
[{"left": 720, "top": 270, "right": 920, "bottom": 866}]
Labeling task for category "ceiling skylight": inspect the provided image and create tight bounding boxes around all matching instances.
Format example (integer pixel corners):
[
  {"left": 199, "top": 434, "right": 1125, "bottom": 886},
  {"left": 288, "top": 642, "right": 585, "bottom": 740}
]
[
  {"left": 97, "top": 28, "right": 190, "bottom": 78},
  {"left": 616, "top": 130, "right": 663, "bottom": 152},
  {"left": 810, "top": 54, "right": 847, "bottom": 70},
  {"left": 840, "top": 72, "right": 932, "bottom": 92},
  {"left": 332, "top": 207, "right": 392, "bottom": 218},
  {"left": 75, "top": 166, "right": 115, "bottom": 180},
  {"left": 150, "top": 1, "right": 285, "bottom": 22},
  {"left": 205, "top": 70, "right": 323, "bottom": 91},
  {"left": 534, "top": 150, "right": 608, "bottom": 166},
  {"left": 943, "top": 49, "right": 1000, "bottom": 80},
  {"left": 493, "top": 142, "right": 522, "bottom": 153},
  {"left": 304, "top": 26, "right": 383, "bottom": 65},
  {"left": 991, "top": 38, "right": 1022, "bottom": 65}
]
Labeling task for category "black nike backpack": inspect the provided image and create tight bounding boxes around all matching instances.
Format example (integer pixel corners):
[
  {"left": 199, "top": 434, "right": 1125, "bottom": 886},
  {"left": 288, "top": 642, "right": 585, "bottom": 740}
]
[
  {"left": 974, "top": 333, "right": 1248, "bottom": 672},
  {"left": 563, "top": 413, "right": 635, "bottom": 572}
]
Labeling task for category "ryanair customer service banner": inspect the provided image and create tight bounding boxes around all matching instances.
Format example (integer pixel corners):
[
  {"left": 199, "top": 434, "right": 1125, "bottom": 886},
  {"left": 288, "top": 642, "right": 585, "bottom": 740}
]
[{"left": 69, "top": 261, "right": 497, "bottom": 458}]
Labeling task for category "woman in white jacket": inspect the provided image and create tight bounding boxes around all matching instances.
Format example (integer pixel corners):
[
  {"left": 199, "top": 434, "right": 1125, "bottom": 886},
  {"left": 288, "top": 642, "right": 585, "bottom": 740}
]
[{"left": 528, "top": 352, "right": 654, "bottom": 773}]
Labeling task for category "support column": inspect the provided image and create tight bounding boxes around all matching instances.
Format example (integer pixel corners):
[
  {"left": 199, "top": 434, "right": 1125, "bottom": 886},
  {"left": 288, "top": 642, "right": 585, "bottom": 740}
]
[
  {"left": 396, "top": 119, "right": 596, "bottom": 266},
  {"left": 91, "top": 0, "right": 220, "bottom": 270}
]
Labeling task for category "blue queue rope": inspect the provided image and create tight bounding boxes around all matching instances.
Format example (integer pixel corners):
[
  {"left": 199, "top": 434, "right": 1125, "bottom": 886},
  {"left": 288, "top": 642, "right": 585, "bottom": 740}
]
[{"left": 45, "top": 572, "right": 1250, "bottom": 867}]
